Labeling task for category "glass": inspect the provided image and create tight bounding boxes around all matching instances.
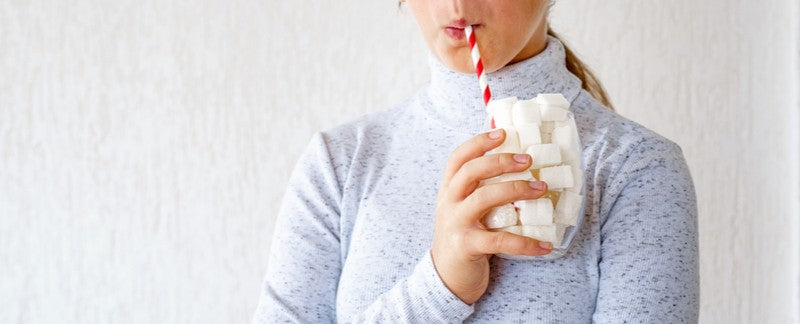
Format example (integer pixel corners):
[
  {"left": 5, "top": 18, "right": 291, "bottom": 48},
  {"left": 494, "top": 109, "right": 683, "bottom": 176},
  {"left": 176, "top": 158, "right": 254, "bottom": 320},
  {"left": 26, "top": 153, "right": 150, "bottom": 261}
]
[{"left": 479, "top": 94, "right": 585, "bottom": 260}]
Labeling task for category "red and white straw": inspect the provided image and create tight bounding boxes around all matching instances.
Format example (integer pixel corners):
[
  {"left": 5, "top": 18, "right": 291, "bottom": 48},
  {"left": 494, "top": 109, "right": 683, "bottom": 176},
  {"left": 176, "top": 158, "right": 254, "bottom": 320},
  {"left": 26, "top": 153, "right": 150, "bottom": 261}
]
[{"left": 465, "top": 25, "right": 495, "bottom": 129}]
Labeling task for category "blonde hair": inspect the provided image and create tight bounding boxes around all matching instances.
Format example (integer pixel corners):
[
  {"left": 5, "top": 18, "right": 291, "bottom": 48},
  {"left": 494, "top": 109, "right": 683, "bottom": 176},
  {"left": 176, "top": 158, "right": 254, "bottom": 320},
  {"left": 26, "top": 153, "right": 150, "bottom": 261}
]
[{"left": 547, "top": 28, "right": 614, "bottom": 111}]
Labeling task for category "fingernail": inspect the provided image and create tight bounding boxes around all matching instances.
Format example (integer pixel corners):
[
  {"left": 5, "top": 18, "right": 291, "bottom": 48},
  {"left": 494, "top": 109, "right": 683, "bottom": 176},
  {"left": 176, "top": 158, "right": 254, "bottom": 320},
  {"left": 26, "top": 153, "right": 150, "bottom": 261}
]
[
  {"left": 513, "top": 154, "right": 530, "bottom": 163},
  {"left": 488, "top": 129, "right": 503, "bottom": 139},
  {"left": 539, "top": 241, "right": 553, "bottom": 250},
  {"left": 529, "top": 180, "right": 546, "bottom": 191}
]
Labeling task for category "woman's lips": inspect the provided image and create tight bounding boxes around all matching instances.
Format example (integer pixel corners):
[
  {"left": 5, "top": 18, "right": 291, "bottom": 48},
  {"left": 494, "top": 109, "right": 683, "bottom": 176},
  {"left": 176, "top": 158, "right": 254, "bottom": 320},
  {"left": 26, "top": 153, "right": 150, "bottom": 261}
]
[
  {"left": 444, "top": 24, "right": 478, "bottom": 41},
  {"left": 445, "top": 27, "right": 466, "bottom": 40}
]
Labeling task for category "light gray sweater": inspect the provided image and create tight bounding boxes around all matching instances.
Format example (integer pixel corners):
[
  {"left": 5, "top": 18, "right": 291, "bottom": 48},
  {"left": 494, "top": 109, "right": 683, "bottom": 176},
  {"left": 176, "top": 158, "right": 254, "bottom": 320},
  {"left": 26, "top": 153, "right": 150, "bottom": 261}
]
[{"left": 253, "top": 37, "right": 699, "bottom": 323}]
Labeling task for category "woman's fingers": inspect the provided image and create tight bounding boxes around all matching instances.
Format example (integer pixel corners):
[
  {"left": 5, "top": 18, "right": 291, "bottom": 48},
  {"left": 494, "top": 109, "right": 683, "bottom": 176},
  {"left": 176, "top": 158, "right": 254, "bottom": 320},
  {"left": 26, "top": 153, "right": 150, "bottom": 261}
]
[
  {"left": 459, "top": 180, "right": 548, "bottom": 223},
  {"left": 447, "top": 152, "right": 532, "bottom": 201},
  {"left": 442, "top": 129, "right": 505, "bottom": 186},
  {"left": 466, "top": 229, "right": 553, "bottom": 257}
]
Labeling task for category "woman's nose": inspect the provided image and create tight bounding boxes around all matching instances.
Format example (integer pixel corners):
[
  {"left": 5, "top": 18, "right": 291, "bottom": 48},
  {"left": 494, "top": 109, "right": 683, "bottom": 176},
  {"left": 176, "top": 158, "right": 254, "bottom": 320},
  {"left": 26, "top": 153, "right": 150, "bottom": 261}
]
[{"left": 445, "top": 0, "right": 465, "bottom": 17}]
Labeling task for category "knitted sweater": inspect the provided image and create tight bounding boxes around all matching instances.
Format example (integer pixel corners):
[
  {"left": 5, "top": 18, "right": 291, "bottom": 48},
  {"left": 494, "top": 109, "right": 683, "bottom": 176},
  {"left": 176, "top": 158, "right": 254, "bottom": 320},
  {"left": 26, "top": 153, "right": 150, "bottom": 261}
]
[{"left": 253, "top": 36, "right": 699, "bottom": 323}]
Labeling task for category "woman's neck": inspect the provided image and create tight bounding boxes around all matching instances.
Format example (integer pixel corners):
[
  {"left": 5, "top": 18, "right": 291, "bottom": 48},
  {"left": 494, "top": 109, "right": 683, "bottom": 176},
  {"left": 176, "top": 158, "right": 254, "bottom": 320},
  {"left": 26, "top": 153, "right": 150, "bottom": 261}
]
[
  {"left": 508, "top": 28, "right": 549, "bottom": 67},
  {"left": 423, "top": 36, "right": 583, "bottom": 135}
]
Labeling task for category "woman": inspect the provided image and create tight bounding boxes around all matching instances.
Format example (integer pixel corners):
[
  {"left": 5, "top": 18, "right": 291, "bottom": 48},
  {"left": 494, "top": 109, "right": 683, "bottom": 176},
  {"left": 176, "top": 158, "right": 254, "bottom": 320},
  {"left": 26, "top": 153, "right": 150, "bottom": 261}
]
[{"left": 254, "top": 0, "right": 699, "bottom": 322}]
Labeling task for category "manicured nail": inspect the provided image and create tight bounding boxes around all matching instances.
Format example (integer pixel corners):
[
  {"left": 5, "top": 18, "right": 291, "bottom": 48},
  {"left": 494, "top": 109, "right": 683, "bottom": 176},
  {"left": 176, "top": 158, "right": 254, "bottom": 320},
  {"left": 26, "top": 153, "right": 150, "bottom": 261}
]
[
  {"left": 513, "top": 154, "right": 530, "bottom": 163},
  {"left": 488, "top": 129, "right": 503, "bottom": 139},
  {"left": 529, "top": 180, "right": 546, "bottom": 191},
  {"left": 539, "top": 241, "right": 553, "bottom": 250}
]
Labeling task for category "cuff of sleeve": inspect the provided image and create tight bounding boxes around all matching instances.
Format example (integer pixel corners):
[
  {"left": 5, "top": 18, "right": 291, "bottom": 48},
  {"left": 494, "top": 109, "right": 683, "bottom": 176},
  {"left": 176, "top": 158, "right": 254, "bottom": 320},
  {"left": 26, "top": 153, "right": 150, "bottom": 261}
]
[{"left": 407, "top": 249, "right": 475, "bottom": 322}]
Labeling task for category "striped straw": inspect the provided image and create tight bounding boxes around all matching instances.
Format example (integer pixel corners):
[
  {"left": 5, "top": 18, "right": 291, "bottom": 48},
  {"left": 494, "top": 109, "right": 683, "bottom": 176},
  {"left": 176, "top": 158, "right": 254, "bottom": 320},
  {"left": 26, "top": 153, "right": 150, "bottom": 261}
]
[{"left": 464, "top": 25, "right": 495, "bottom": 129}]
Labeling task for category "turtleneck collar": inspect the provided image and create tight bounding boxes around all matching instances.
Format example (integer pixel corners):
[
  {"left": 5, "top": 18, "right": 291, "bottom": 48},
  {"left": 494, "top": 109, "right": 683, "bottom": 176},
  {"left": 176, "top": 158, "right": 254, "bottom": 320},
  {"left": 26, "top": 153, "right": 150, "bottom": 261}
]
[{"left": 422, "top": 36, "right": 583, "bottom": 135}]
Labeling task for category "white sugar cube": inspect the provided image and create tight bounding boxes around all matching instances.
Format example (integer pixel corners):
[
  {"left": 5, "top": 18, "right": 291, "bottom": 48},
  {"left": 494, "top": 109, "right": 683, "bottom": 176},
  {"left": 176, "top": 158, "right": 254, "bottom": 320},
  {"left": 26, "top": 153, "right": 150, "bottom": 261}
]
[
  {"left": 479, "top": 170, "right": 534, "bottom": 187},
  {"left": 525, "top": 144, "right": 562, "bottom": 168},
  {"left": 482, "top": 203, "right": 518, "bottom": 229},
  {"left": 565, "top": 162, "right": 584, "bottom": 194},
  {"left": 511, "top": 99, "right": 541, "bottom": 126},
  {"left": 535, "top": 93, "right": 570, "bottom": 108},
  {"left": 535, "top": 94, "right": 570, "bottom": 121},
  {"left": 516, "top": 124, "right": 542, "bottom": 148},
  {"left": 489, "top": 126, "right": 521, "bottom": 154},
  {"left": 536, "top": 94, "right": 570, "bottom": 121},
  {"left": 487, "top": 97, "right": 517, "bottom": 126},
  {"left": 540, "top": 105, "right": 569, "bottom": 121},
  {"left": 554, "top": 191, "right": 582, "bottom": 226},
  {"left": 552, "top": 124, "right": 578, "bottom": 162},
  {"left": 516, "top": 198, "right": 554, "bottom": 225},
  {"left": 521, "top": 225, "right": 560, "bottom": 244},
  {"left": 539, "top": 165, "right": 574, "bottom": 190}
]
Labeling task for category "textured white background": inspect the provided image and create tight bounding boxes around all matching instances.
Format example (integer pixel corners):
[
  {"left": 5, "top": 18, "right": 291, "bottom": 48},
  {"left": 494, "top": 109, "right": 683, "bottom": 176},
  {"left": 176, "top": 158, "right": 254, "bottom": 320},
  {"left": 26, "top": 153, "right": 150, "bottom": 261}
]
[{"left": 1, "top": 1, "right": 798, "bottom": 323}]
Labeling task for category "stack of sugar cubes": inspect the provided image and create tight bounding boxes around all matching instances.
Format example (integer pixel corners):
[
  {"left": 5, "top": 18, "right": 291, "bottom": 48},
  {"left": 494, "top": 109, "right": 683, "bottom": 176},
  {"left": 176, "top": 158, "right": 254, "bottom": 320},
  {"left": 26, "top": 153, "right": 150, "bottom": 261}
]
[{"left": 480, "top": 93, "right": 585, "bottom": 260}]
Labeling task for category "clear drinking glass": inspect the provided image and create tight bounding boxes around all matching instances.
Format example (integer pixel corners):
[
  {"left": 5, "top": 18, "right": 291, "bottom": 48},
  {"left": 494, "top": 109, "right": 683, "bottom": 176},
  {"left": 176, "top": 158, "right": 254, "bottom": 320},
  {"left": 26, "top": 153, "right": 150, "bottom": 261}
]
[{"left": 480, "top": 95, "right": 585, "bottom": 260}]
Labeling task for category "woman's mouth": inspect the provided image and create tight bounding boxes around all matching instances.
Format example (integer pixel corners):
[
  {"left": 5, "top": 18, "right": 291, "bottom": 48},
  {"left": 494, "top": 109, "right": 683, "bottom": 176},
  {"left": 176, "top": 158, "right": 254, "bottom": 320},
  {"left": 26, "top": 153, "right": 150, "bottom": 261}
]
[
  {"left": 444, "top": 19, "right": 479, "bottom": 41},
  {"left": 445, "top": 27, "right": 466, "bottom": 40}
]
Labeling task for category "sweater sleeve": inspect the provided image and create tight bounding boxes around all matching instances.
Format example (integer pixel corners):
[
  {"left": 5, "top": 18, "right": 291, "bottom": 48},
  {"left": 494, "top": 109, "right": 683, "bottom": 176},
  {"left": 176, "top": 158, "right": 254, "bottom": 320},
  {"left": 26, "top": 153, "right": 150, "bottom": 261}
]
[
  {"left": 252, "top": 131, "right": 474, "bottom": 323},
  {"left": 349, "top": 249, "right": 475, "bottom": 323},
  {"left": 591, "top": 138, "right": 700, "bottom": 323}
]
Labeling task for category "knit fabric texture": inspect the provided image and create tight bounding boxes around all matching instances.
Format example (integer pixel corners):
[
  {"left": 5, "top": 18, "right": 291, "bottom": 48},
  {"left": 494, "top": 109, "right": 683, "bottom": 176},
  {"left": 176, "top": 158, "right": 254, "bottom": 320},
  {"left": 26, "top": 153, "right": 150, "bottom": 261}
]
[{"left": 253, "top": 36, "right": 700, "bottom": 323}]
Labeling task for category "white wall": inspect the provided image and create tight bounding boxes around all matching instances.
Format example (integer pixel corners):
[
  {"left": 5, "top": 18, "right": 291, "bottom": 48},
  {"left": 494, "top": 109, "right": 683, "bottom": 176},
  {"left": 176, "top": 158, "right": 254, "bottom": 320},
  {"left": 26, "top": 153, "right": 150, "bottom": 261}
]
[
  {"left": 0, "top": 1, "right": 796, "bottom": 323},
  {"left": 550, "top": 1, "right": 800, "bottom": 322}
]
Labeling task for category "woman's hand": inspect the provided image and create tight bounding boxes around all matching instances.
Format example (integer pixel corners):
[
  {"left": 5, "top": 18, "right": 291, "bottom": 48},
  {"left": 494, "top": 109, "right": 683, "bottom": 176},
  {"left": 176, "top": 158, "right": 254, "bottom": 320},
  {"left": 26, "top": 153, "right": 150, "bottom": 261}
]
[{"left": 431, "top": 128, "right": 552, "bottom": 305}]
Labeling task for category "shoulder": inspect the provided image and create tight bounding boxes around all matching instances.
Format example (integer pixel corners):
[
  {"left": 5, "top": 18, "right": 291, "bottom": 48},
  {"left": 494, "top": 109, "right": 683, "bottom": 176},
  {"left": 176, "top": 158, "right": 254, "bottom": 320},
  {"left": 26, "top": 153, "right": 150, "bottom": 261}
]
[
  {"left": 570, "top": 91, "right": 694, "bottom": 214},
  {"left": 572, "top": 91, "right": 686, "bottom": 175},
  {"left": 300, "top": 92, "right": 420, "bottom": 185},
  {"left": 319, "top": 96, "right": 412, "bottom": 152},
  {"left": 573, "top": 91, "right": 684, "bottom": 158},
  {"left": 315, "top": 92, "right": 417, "bottom": 159}
]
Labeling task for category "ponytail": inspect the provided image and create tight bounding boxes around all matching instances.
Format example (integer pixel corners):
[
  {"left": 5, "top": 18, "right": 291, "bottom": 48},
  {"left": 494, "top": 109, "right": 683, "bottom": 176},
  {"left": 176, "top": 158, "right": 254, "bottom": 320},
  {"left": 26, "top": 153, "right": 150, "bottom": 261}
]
[{"left": 547, "top": 28, "right": 615, "bottom": 111}]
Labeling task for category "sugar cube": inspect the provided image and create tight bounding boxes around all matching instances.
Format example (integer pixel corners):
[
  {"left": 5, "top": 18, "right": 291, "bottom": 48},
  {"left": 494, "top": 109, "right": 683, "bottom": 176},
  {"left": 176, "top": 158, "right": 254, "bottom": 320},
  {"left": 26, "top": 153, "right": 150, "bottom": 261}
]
[
  {"left": 511, "top": 99, "right": 541, "bottom": 126},
  {"left": 540, "top": 106, "right": 569, "bottom": 122},
  {"left": 539, "top": 121, "right": 554, "bottom": 144},
  {"left": 517, "top": 198, "right": 554, "bottom": 225},
  {"left": 525, "top": 143, "right": 562, "bottom": 168},
  {"left": 482, "top": 203, "right": 518, "bottom": 229},
  {"left": 480, "top": 95, "right": 585, "bottom": 258},
  {"left": 489, "top": 126, "right": 521, "bottom": 154},
  {"left": 552, "top": 124, "right": 578, "bottom": 162},
  {"left": 487, "top": 97, "right": 517, "bottom": 126},
  {"left": 554, "top": 191, "right": 582, "bottom": 226},
  {"left": 535, "top": 94, "right": 570, "bottom": 121},
  {"left": 521, "top": 225, "right": 560, "bottom": 244},
  {"left": 536, "top": 93, "right": 570, "bottom": 108},
  {"left": 565, "top": 162, "right": 584, "bottom": 194},
  {"left": 516, "top": 124, "right": 542, "bottom": 149},
  {"left": 539, "top": 165, "right": 574, "bottom": 190}
]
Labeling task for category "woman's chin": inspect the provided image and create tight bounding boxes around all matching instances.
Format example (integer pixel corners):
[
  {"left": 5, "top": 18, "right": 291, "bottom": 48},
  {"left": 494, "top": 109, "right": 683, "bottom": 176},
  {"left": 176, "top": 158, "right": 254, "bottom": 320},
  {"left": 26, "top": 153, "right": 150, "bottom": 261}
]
[
  {"left": 435, "top": 47, "right": 507, "bottom": 74},
  {"left": 436, "top": 53, "right": 478, "bottom": 74}
]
